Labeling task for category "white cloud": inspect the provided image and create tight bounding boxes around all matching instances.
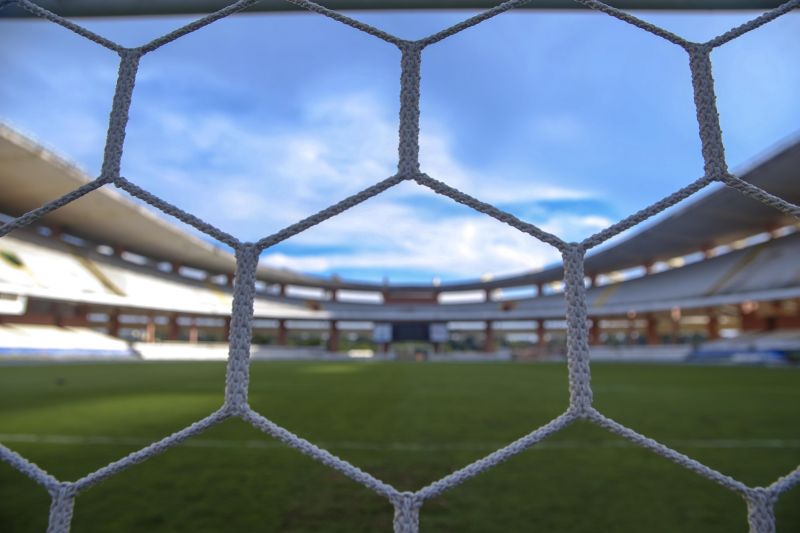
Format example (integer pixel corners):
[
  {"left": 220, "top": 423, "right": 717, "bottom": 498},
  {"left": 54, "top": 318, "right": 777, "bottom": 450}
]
[
  {"left": 260, "top": 196, "right": 612, "bottom": 281},
  {"left": 4, "top": 50, "right": 609, "bottom": 281},
  {"left": 419, "top": 121, "right": 593, "bottom": 205},
  {"left": 116, "top": 90, "right": 613, "bottom": 281},
  {"left": 542, "top": 214, "right": 611, "bottom": 238},
  {"left": 122, "top": 92, "right": 401, "bottom": 232},
  {"left": 216, "top": 183, "right": 272, "bottom": 222},
  {"left": 4, "top": 13, "right": 796, "bottom": 286}
]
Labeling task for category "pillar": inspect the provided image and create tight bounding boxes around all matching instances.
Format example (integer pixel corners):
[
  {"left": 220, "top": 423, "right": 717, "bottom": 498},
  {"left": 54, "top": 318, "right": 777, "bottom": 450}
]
[
  {"left": 646, "top": 314, "right": 659, "bottom": 345},
  {"left": 327, "top": 321, "right": 339, "bottom": 352},
  {"left": 74, "top": 304, "right": 89, "bottom": 322},
  {"left": 670, "top": 307, "right": 681, "bottom": 343},
  {"left": 223, "top": 316, "right": 231, "bottom": 342},
  {"left": 53, "top": 302, "right": 64, "bottom": 328},
  {"left": 536, "top": 282, "right": 544, "bottom": 298},
  {"left": 108, "top": 310, "right": 120, "bottom": 337},
  {"left": 145, "top": 315, "right": 156, "bottom": 343},
  {"left": 589, "top": 318, "right": 601, "bottom": 346},
  {"left": 483, "top": 321, "right": 494, "bottom": 353},
  {"left": 766, "top": 300, "right": 784, "bottom": 331},
  {"left": 587, "top": 273, "right": 597, "bottom": 288},
  {"left": 537, "top": 319, "right": 546, "bottom": 348},
  {"left": 189, "top": 320, "right": 199, "bottom": 344},
  {"left": 278, "top": 283, "right": 286, "bottom": 297},
  {"left": 740, "top": 302, "right": 761, "bottom": 331},
  {"left": 484, "top": 289, "right": 493, "bottom": 302},
  {"left": 626, "top": 311, "right": 636, "bottom": 345},
  {"left": 643, "top": 260, "right": 654, "bottom": 275},
  {"left": 277, "top": 319, "right": 288, "bottom": 346},
  {"left": 330, "top": 288, "right": 338, "bottom": 301},
  {"left": 706, "top": 308, "right": 720, "bottom": 340},
  {"left": 168, "top": 314, "right": 180, "bottom": 341}
]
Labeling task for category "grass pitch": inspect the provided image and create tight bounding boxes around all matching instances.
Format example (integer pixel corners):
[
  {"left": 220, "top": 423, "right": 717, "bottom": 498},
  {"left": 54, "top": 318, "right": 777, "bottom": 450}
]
[{"left": 0, "top": 361, "right": 798, "bottom": 532}]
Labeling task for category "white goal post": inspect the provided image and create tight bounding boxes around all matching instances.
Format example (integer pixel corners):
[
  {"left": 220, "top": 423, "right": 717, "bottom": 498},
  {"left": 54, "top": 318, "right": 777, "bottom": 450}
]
[{"left": 0, "top": 1, "right": 798, "bottom": 532}]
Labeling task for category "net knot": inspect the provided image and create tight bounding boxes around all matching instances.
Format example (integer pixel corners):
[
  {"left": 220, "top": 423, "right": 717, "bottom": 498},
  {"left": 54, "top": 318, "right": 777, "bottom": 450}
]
[
  {"left": 392, "top": 491, "right": 422, "bottom": 533},
  {"left": 562, "top": 243, "right": 593, "bottom": 414},
  {"left": 224, "top": 243, "right": 259, "bottom": 412},
  {"left": 685, "top": 42, "right": 728, "bottom": 181},
  {"left": 47, "top": 483, "right": 77, "bottom": 533},
  {"left": 746, "top": 488, "right": 776, "bottom": 533},
  {"left": 397, "top": 40, "right": 422, "bottom": 178}
]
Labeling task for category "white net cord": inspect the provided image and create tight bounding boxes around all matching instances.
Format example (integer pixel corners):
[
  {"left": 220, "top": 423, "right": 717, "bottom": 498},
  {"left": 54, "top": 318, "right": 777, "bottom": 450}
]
[{"left": 0, "top": 0, "right": 799, "bottom": 532}]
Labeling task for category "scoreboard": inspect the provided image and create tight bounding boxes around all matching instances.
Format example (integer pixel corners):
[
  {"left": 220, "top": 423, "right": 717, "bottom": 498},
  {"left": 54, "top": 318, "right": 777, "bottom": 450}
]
[{"left": 372, "top": 322, "right": 449, "bottom": 343}]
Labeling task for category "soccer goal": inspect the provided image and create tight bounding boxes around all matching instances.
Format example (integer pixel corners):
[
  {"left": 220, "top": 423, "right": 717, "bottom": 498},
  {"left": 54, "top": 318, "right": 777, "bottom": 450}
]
[{"left": 0, "top": 1, "right": 798, "bottom": 532}]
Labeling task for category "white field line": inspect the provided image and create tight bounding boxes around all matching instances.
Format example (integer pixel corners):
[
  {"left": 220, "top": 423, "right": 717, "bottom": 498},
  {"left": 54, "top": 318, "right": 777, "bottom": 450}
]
[{"left": 1, "top": 433, "right": 799, "bottom": 452}]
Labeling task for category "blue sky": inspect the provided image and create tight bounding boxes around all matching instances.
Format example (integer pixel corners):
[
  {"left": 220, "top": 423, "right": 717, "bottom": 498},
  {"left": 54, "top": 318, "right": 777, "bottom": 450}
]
[{"left": 0, "top": 6, "right": 797, "bottom": 284}]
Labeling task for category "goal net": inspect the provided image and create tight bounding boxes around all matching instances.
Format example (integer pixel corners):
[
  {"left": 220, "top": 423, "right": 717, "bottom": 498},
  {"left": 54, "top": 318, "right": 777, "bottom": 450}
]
[{"left": 0, "top": 1, "right": 798, "bottom": 532}]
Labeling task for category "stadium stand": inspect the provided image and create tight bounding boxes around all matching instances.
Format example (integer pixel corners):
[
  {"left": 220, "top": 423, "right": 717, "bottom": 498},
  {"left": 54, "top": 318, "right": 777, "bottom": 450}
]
[
  {"left": 0, "top": 324, "right": 134, "bottom": 359},
  {"left": 1, "top": 124, "right": 799, "bottom": 362},
  {"left": 691, "top": 328, "right": 800, "bottom": 364}
]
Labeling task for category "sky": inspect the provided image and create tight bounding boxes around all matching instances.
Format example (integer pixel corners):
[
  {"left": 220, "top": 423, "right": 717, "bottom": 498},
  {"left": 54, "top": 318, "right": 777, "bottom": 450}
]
[{"left": 0, "top": 6, "right": 797, "bottom": 284}]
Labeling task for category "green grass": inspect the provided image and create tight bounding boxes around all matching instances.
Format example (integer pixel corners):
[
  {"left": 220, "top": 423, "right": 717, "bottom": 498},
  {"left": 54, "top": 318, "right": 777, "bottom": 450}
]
[{"left": 0, "top": 361, "right": 798, "bottom": 532}]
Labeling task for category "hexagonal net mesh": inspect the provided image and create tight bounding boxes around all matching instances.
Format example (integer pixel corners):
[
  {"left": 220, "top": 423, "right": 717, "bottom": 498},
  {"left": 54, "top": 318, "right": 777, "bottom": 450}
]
[{"left": 1, "top": 0, "right": 799, "bottom": 532}]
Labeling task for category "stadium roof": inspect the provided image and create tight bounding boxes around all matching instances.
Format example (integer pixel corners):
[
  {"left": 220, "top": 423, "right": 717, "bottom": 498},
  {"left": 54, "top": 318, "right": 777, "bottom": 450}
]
[
  {"left": 0, "top": 1, "right": 787, "bottom": 18},
  {"left": 0, "top": 125, "right": 339, "bottom": 288},
  {"left": 466, "top": 138, "right": 800, "bottom": 291},
  {"left": 1, "top": 124, "right": 798, "bottom": 292},
  {"left": 577, "top": 141, "right": 800, "bottom": 273}
]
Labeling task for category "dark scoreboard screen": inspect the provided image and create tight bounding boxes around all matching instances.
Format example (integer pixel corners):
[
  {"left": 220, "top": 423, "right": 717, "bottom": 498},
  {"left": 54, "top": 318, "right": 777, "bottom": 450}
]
[{"left": 392, "top": 322, "right": 430, "bottom": 342}]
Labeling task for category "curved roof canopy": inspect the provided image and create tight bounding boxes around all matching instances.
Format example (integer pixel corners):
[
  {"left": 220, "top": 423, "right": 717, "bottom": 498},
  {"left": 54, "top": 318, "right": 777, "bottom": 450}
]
[
  {"left": 582, "top": 143, "right": 799, "bottom": 273},
  {"left": 0, "top": 125, "right": 341, "bottom": 289},
  {"left": 468, "top": 139, "right": 800, "bottom": 291}
]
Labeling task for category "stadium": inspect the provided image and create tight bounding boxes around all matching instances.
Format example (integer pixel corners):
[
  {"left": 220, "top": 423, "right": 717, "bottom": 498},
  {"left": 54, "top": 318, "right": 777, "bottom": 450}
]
[
  {"left": 1, "top": 124, "right": 800, "bottom": 362},
  {"left": 1, "top": 1, "right": 799, "bottom": 533}
]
